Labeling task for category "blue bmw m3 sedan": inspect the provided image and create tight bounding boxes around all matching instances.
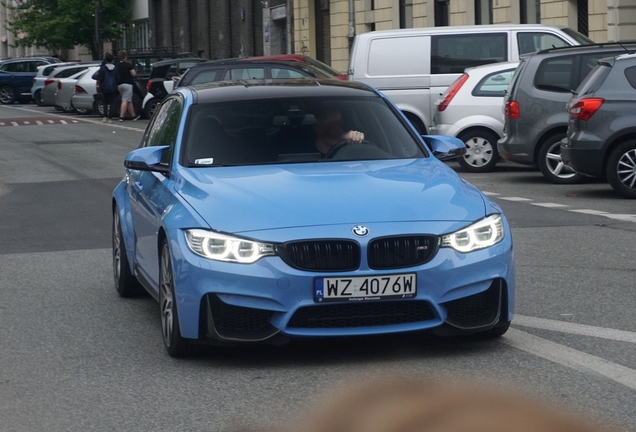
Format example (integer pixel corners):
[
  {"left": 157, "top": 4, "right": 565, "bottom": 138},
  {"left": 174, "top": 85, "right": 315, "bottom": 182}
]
[{"left": 112, "top": 78, "right": 515, "bottom": 357}]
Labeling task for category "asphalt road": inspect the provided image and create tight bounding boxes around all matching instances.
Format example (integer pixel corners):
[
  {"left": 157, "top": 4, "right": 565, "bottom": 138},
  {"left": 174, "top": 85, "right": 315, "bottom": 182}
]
[{"left": 1, "top": 104, "right": 635, "bottom": 431}]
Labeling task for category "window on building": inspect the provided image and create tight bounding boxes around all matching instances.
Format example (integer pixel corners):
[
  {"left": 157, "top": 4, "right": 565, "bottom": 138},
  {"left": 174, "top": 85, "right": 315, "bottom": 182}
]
[
  {"left": 578, "top": 0, "right": 589, "bottom": 37},
  {"left": 399, "top": 0, "right": 413, "bottom": 29},
  {"left": 435, "top": 0, "right": 449, "bottom": 26}
]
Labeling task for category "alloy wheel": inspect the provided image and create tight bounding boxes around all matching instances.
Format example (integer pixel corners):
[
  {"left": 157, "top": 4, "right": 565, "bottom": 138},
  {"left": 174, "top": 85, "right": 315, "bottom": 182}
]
[
  {"left": 616, "top": 148, "right": 636, "bottom": 190},
  {"left": 160, "top": 246, "right": 175, "bottom": 348},
  {"left": 544, "top": 141, "right": 578, "bottom": 179},
  {"left": 113, "top": 211, "right": 122, "bottom": 285}
]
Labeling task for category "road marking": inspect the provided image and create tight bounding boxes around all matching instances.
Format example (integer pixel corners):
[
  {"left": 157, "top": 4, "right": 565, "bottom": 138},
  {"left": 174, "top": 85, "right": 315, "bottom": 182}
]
[
  {"left": 514, "top": 314, "right": 636, "bottom": 343},
  {"left": 601, "top": 214, "right": 636, "bottom": 222},
  {"left": 532, "top": 202, "right": 569, "bottom": 208},
  {"left": 504, "top": 328, "right": 636, "bottom": 391},
  {"left": 11, "top": 121, "right": 18, "bottom": 126},
  {"left": 570, "top": 209, "right": 609, "bottom": 215},
  {"left": 499, "top": 196, "right": 533, "bottom": 201},
  {"left": 482, "top": 191, "right": 500, "bottom": 196}
]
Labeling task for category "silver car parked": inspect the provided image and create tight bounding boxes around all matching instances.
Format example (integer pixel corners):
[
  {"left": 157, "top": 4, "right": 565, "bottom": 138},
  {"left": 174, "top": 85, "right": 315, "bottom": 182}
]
[
  {"left": 431, "top": 62, "right": 518, "bottom": 172},
  {"left": 40, "top": 63, "right": 98, "bottom": 108},
  {"left": 54, "top": 69, "right": 89, "bottom": 113},
  {"left": 70, "top": 65, "right": 100, "bottom": 114}
]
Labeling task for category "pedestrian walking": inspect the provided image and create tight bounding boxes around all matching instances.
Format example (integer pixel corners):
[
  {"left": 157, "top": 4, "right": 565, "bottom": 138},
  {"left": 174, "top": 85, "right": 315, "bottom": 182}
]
[
  {"left": 95, "top": 52, "right": 118, "bottom": 123},
  {"left": 116, "top": 50, "right": 140, "bottom": 122}
]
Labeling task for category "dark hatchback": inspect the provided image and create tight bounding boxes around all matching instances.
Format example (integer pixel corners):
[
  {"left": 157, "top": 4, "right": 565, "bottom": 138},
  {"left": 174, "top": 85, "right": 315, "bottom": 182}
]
[{"left": 563, "top": 53, "right": 636, "bottom": 198}]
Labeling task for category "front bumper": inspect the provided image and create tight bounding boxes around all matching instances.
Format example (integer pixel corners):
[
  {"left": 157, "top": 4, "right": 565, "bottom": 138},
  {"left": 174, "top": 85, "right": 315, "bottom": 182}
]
[{"left": 169, "top": 224, "right": 515, "bottom": 344}]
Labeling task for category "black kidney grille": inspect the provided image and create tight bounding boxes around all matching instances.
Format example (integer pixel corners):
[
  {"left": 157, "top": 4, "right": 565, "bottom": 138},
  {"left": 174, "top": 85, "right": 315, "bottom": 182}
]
[
  {"left": 287, "top": 301, "right": 436, "bottom": 328},
  {"left": 368, "top": 236, "right": 438, "bottom": 269},
  {"left": 280, "top": 240, "right": 360, "bottom": 271}
]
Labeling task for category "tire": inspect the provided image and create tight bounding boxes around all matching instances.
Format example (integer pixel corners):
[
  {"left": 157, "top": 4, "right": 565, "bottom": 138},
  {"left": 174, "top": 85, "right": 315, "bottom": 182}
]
[
  {"left": 61, "top": 105, "right": 75, "bottom": 113},
  {"left": 606, "top": 140, "right": 636, "bottom": 199},
  {"left": 73, "top": 103, "right": 91, "bottom": 115},
  {"left": 34, "top": 89, "right": 45, "bottom": 106},
  {"left": 0, "top": 85, "right": 16, "bottom": 104},
  {"left": 111, "top": 93, "right": 143, "bottom": 120},
  {"left": 112, "top": 207, "right": 143, "bottom": 297},
  {"left": 538, "top": 134, "right": 585, "bottom": 184},
  {"left": 457, "top": 129, "right": 500, "bottom": 173},
  {"left": 143, "top": 97, "right": 160, "bottom": 119},
  {"left": 159, "top": 241, "right": 192, "bottom": 357}
]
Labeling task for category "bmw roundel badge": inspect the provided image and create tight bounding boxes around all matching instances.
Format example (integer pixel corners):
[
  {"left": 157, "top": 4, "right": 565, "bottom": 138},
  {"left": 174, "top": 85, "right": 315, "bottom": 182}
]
[{"left": 352, "top": 225, "right": 369, "bottom": 237}]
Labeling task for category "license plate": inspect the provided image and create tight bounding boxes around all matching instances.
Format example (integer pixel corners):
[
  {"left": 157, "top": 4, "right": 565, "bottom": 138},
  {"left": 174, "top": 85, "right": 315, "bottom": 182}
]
[{"left": 314, "top": 273, "right": 417, "bottom": 302}]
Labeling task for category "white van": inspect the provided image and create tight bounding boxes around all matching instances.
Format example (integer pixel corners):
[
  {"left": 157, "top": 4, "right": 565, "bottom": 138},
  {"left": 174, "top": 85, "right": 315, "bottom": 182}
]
[{"left": 347, "top": 24, "right": 593, "bottom": 133}]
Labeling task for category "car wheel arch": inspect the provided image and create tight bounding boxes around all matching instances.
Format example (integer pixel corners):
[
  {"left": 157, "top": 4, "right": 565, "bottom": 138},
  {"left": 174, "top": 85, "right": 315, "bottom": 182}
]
[
  {"left": 533, "top": 127, "right": 568, "bottom": 164},
  {"left": 458, "top": 125, "right": 501, "bottom": 141},
  {"left": 600, "top": 130, "right": 636, "bottom": 178},
  {"left": 402, "top": 111, "right": 427, "bottom": 134}
]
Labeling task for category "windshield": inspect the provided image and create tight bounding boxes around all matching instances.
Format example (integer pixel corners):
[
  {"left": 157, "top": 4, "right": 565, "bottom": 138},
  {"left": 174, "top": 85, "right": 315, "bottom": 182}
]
[
  {"left": 182, "top": 96, "right": 426, "bottom": 167},
  {"left": 561, "top": 28, "right": 595, "bottom": 45}
]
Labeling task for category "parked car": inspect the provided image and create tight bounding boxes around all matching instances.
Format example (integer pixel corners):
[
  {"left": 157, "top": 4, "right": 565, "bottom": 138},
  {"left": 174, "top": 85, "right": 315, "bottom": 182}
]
[
  {"left": 70, "top": 66, "right": 101, "bottom": 114},
  {"left": 40, "top": 63, "right": 98, "bottom": 108},
  {"left": 120, "top": 46, "right": 198, "bottom": 89},
  {"left": 31, "top": 62, "right": 79, "bottom": 106},
  {"left": 431, "top": 61, "right": 519, "bottom": 172},
  {"left": 176, "top": 58, "right": 337, "bottom": 88},
  {"left": 348, "top": 24, "right": 592, "bottom": 133},
  {"left": 113, "top": 79, "right": 515, "bottom": 357},
  {"left": 0, "top": 57, "right": 61, "bottom": 104},
  {"left": 54, "top": 69, "right": 90, "bottom": 113},
  {"left": 142, "top": 57, "right": 205, "bottom": 118},
  {"left": 499, "top": 42, "right": 636, "bottom": 184},
  {"left": 245, "top": 54, "right": 347, "bottom": 80},
  {"left": 562, "top": 53, "right": 636, "bottom": 198}
]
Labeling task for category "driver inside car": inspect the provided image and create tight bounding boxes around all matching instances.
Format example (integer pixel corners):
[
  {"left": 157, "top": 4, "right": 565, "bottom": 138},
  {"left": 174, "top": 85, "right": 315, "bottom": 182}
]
[{"left": 313, "top": 110, "right": 365, "bottom": 156}]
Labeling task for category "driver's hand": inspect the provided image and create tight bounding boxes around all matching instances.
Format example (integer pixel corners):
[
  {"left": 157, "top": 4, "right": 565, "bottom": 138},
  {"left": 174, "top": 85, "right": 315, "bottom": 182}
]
[{"left": 343, "top": 130, "right": 364, "bottom": 144}]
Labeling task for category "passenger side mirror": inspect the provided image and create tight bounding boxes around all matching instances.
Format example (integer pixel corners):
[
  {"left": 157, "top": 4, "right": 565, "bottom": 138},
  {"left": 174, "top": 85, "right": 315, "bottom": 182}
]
[
  {"left": 124, "top": 146, "right": 171, "bottom": 174},
  {"left": 421, "top": 135, "right": 466, "bottom": 160}
]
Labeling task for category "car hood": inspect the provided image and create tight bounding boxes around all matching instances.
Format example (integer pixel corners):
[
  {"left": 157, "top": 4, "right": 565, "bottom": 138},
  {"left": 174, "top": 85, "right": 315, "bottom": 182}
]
[{"left": 175, "top": 159, "right": 487, "bottom": 233}]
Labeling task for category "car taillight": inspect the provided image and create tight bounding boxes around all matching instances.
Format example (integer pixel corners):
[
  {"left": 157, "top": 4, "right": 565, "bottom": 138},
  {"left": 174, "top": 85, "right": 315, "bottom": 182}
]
[
  {"left": 57, "top": 80, "right": 62, "bottom": 90},
  {"left": 74, "top": 85, "right": 86, "bottom": 94},
  {"left": 504, "top": 101, "right": 520, "bottom": 119},
  {"left": 569, "top": 98, "right": 604, "bottom": 121},
  {"left": 147, "top": 81, "right": 153, "bottom": 92},
  {"left": 437, "top": 73, "right": 469, "bottom": 112},
  {"left": 44, "top": 79, "right": 54, "bottom": 86}
]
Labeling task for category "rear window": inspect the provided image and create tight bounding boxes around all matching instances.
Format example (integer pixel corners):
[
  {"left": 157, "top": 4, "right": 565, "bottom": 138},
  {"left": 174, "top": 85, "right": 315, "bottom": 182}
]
[
  {"left": 624, "top": 65, "right": 636, "bottom": 90},
  {"left": 575, "top": 63, "right": 611, "bottom": 95},
  {"left": 431, "top": 33, "right": 507, "bottom": 74},
  {"left": 54, "top": 67, "right": 88, "bottom": 78},
  {"left": 472, "top": 68, "right": 516, "bottom": 97},
  {"left": 187, "top": 69, "right": 225, "bottom": 85}
]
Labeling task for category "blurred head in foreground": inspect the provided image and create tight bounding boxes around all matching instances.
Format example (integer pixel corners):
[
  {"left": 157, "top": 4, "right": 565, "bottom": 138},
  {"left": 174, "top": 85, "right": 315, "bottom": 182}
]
[{"left": 237, "top": 376, "right": 616, "bottom": 432}]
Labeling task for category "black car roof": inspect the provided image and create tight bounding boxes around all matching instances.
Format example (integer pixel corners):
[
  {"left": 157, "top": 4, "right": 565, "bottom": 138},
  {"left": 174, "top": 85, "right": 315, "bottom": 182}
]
[
  {"left": 151, "top": 57, "right": 205, "bottom": 68},
  {"left": 186, "top": 79, "right": 377, "bottom": 104},
  {"left": 188, "top": 59, "right": 315, "bottom": 69}
]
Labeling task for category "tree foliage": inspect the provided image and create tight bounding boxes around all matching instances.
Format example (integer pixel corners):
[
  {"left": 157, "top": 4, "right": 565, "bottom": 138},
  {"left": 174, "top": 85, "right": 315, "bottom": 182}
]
[{"left": 3, "top": 0, "right": 131, "bottom": 59}]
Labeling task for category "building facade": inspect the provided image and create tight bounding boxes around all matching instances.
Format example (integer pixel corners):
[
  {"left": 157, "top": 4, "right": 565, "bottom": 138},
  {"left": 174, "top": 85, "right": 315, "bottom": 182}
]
[{"left": 293, "top": 0, "right": 636, "bottom": 73}]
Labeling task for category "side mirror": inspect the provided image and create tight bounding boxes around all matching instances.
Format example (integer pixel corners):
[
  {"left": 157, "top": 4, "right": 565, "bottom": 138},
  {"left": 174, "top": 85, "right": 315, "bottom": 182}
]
[
  {"left": 124, "top": 146, "right": 171, "bottom": 174},
  {"left": 421, "top": 135, "right": 467, "bottom": 161}
]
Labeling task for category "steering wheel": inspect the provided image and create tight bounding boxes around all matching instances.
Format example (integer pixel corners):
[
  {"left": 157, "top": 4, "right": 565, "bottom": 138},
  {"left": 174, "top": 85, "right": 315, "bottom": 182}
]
[{"left": 324, "top": 140, "right": 349, "bottom": 159}]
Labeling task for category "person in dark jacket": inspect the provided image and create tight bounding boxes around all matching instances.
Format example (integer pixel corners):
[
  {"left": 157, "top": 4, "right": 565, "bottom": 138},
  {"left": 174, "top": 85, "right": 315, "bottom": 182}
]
[
  {"left": 116, "top": 50, "right": 140, "bottom": 121},
  {"left": 95, "top": 52, "right": 118, "bottom": 123}
]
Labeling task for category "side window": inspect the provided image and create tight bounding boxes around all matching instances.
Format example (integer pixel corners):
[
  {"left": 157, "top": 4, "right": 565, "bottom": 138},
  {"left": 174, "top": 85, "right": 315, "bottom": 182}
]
[
  {"left": 624, "top": 66, "right": 636, "bottom": 90},
  {"left": 190, "top": 69, "right": 223, "bottom": 85},
  {"left": 535, "top": 56, "right": 575, "bottom": 92},
  {"left": 226, "top": 67, "right": 265, "bottom": 80},
  {"left": 431, "top": 33, "right": 508, "bottom": 74},
  {"left": 143, "top": 97, "right": 183, "bottom": 164},
  {"left": 0, "top": 63, "right": 10, "bottom": 72},
  {"left": 472, "top": 69, "right": 516, "bottom": 97},
  {"left": 271, "top": 68, "right": 304, "bottom": 79},
  {"left": 517, "top": 33, "right": 569, "bottom": 55},
  {"left": 166, "top": 63, "right": 179, "bottom": 79}
]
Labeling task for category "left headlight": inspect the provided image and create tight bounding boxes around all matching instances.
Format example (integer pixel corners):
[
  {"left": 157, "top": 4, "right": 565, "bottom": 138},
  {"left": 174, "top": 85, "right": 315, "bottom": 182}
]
[
  {"left": 184, "top": 229, "right": 275, "bottom": 263},
  {"left": 440, "top": 215, "right": 504, "bottom": 253}
]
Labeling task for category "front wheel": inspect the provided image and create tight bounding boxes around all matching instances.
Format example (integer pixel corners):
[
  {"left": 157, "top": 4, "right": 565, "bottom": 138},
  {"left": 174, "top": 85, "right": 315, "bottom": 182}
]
[
  {"left": 113, "top": 207, "right": 143, "bottom": 297},
  {"left": 607, "top": 140, "right": 636, "bottom": 199},
  {"left": 160, "top": 241, "right": 191, "bottom": 357},
  {"left": 0, "top": 85, "right": 16, "bottom": 104},
  {"left": 457, "top": 129, "right": 500, "bottom": 173},
  {"left": 538, "top": 134, "right": 585, "bottom": 184}
]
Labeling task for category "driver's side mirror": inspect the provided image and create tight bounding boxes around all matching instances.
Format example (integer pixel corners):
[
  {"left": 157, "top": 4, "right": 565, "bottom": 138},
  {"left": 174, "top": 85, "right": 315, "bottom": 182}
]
[{"left": 421, "top": 135, "right": 467, "bottom": 161}]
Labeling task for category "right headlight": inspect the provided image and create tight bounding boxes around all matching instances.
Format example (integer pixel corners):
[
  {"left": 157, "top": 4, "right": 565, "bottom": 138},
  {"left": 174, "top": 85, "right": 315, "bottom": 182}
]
[{"left": 440, "top": 215, "right": 504, "bottom": 253}]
